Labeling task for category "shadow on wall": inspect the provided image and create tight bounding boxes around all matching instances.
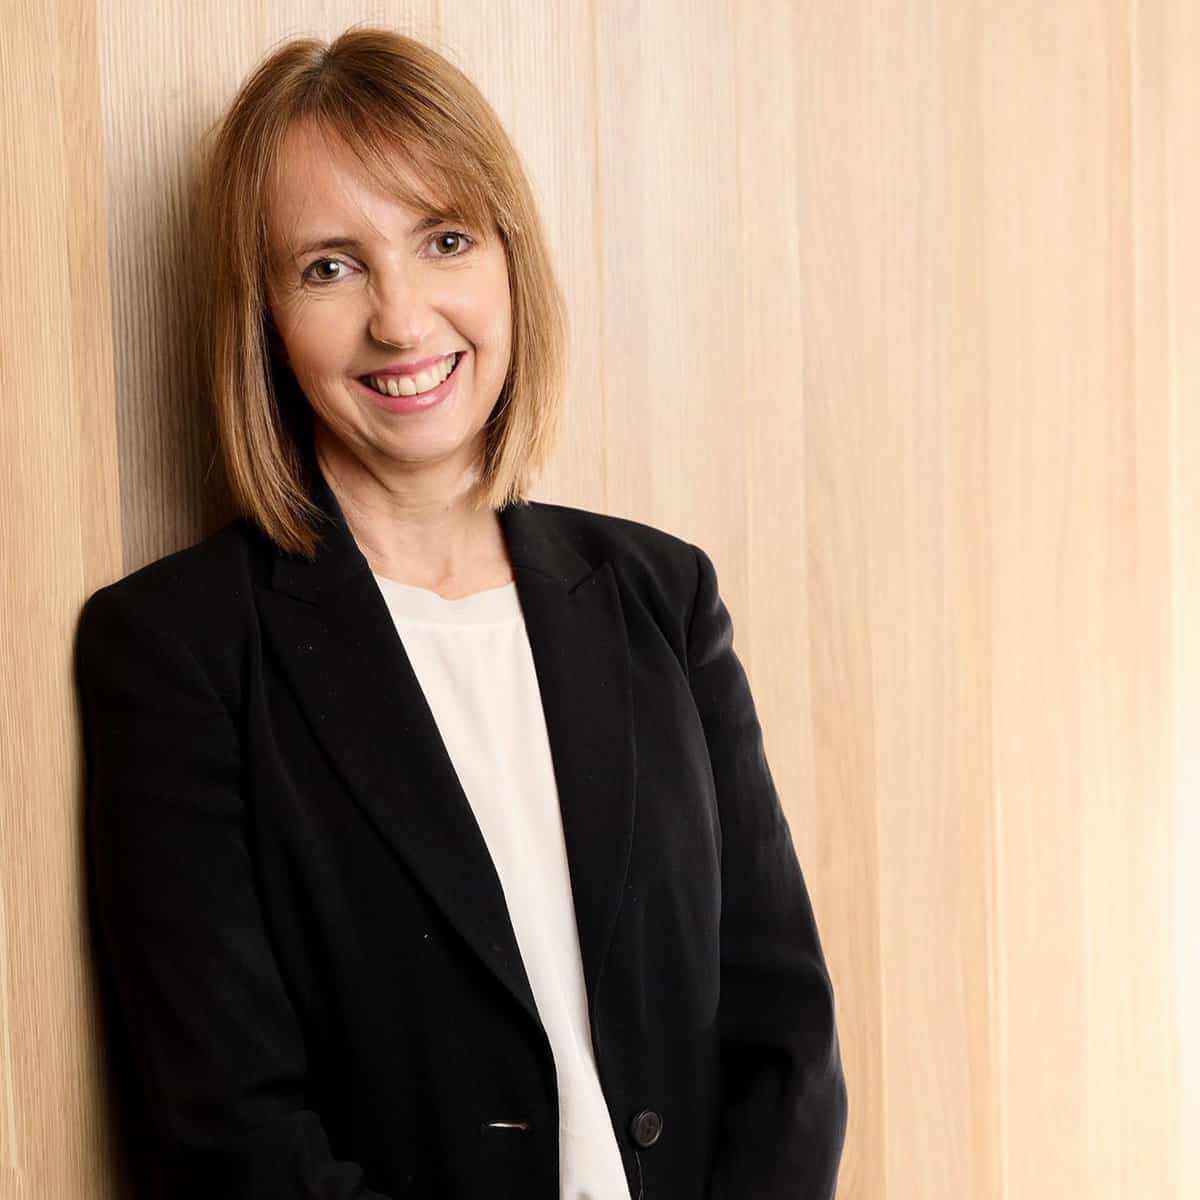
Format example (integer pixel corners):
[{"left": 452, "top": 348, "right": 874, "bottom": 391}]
[{"left": 111, "top": 146, "right": 239, "bottom": 568}]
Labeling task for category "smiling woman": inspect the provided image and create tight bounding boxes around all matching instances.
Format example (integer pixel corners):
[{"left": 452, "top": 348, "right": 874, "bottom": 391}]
[
  {"left": 260, "top": 118, "right": 515, "bottom": 511},
  {"left": 77, "top": 22, "right": 847, "bottom": 1200},
  {"left": 195, "top": 27, "right": 568, "bottom": 564}
]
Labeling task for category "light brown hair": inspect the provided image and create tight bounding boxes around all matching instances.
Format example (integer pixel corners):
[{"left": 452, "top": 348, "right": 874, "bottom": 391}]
[{"left": 196, "top": 25, "right": 568, "bottom": 558}]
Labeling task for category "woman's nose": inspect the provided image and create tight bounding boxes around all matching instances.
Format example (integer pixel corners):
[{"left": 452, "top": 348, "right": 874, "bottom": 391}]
[{"left": 366, "top": 266, "right": 431, "bottom": 350}]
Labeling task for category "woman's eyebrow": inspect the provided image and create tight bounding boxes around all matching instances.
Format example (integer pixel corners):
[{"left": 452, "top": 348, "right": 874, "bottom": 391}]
[{"left": 291, "top": 217, "right": 450, "bottom": 260}]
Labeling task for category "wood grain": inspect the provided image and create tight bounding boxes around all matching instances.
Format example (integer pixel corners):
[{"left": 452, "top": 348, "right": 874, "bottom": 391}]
[{"left": 0, "top": 0, "right": 122, "bottom": 1194}]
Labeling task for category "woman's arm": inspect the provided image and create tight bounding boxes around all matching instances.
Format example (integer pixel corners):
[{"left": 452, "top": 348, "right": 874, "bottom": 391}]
[
  {"left": 76, "top": 585, "right": 395, "bottom": 1200},
  {"left": 685, "top": 543, "right": 849, "bottom": 1200}
]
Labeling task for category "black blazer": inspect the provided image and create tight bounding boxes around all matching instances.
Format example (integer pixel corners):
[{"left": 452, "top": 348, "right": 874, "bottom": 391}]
[{"left": 75, "top": 468, "right": 848, "bottom": 1200}]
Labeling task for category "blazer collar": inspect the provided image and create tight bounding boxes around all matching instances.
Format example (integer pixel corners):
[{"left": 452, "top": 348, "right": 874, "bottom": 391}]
[{"left": 256, "top": 469, "right": 635, "bottom": 1041}]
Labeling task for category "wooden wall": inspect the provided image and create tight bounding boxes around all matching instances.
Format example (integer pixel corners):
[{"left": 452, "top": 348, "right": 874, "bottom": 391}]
[{"left": 1, "top": 1, "right": 1195, "bottom": 1196}]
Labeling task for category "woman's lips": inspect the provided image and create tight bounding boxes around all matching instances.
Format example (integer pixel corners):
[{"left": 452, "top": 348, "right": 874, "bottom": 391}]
[
  {"left": 359, "top": 350, "right": 461, "bottom": 381},
  {"left": 355, "top": 350, "right": 465, "bottom": 414}
]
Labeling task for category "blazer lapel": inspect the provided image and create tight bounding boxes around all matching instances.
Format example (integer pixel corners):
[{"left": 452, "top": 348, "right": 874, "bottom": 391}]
[
  {"left": 255, "top": 470, "right": 635, "bottom": 1038},
  {"left": 498, "top": 496, "right": 637, "bottom": 1016}
]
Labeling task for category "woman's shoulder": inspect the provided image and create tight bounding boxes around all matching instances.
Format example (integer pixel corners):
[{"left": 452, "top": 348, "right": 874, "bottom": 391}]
[
  {"left": 76, "top": 517, "right": 263, "bottom": 680},
  {"left": 74, "top": 517, "right": 268, "bottom": 717},
  {"left": 526, "top": 498, "right": 696, "bottom": 558},
  {"left": 82, "top": 518, "right": 261, "bottom": 611},
  {"left": 521, "top": 498, "right": 703, "bottom": 608}
]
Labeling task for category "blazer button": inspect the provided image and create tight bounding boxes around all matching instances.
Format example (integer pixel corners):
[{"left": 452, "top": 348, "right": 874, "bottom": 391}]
[{"left": 629, "top": 1108, "right": 663, "bottom": 1148}]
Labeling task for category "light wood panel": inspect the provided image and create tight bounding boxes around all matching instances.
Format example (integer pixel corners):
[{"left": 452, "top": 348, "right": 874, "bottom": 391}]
[
  {"left": 0, "top": 0, "right": 122, "bottom": 1195},
  {"left": 1168, "top": 0, "right": 1200, "bottom": 1193},
  {"left": 1, "top": 1, "right": 1195, "bottom": 1196}
]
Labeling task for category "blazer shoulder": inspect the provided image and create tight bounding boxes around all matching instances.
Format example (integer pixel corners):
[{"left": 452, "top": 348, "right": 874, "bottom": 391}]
[
  {"left": 81, "top": 518, "right": 263, "bottom": 612},
  {"left": 76, "top": 519, "right": 263, "bottom": 706},
  {"left": 527, "top": 498, "right": 702, "bottom": 621},
  {"left": 531, "top": 498, "right": 696, "bottom": 566}
]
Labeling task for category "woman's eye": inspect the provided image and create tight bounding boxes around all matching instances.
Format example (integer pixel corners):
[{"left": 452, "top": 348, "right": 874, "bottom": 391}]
[
  {"left": 301, "top": 232, "right": 471, "bottom": 285},
  {"left": 303, "top": 258, "right": 352, "bottom": 285},
  {"left": 429, "top": 231, "right": 472, "bottom": 257}
]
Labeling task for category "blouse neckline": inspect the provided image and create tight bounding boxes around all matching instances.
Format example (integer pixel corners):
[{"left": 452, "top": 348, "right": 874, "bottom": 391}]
[{"left": 371, "top": 573, "right": 522, "bottom": 627}]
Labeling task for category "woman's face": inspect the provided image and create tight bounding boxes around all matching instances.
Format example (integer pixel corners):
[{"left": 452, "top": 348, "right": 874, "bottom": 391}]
[{"left": 263, "top": 121, "right": 512, "bottom": 487}]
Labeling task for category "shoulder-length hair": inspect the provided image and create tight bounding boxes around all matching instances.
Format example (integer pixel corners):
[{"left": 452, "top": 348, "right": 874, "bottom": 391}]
[{"left": 196, "top": 25, "right": 568, "bottom": 559}]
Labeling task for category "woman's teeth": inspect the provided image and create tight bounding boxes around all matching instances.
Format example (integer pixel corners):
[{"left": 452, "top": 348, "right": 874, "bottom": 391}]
[{"left": 365, "top": 352, "right": 459, "bottom": 397}]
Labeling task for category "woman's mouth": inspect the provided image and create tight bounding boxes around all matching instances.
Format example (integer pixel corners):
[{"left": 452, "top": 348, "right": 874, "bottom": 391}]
[
  {"left": 355, "top": 351, "right": 465, "bottom": 414},
  {"left": 359, "top": 350, "right": 463, "bottom": 398}
]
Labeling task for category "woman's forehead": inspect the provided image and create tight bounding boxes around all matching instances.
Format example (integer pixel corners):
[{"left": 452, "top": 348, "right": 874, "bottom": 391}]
[
  {"left": 266, "top": 125, "right": 454, "bottom": 246},
  {"left": 272, "top": 122, "right": 439, "bottom": 209}
]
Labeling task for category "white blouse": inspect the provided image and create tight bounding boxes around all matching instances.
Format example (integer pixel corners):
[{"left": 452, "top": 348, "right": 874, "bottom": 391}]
[{"left": 371, "top": 572, "right": 632, "bottom": 1200}]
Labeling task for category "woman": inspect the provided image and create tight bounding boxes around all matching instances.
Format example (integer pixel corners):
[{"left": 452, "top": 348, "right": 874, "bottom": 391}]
[{"left": 76, "top": 26, "right": 847, "bottom": 1200}]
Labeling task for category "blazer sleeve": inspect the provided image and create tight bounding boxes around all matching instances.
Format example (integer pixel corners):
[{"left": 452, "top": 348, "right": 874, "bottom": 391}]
[
  {"left": 685, "top": 543, "right": 849, "bottom": 1200},
  {"left": 75, "top": 584, "right": 395, "bottom": 1200}
]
